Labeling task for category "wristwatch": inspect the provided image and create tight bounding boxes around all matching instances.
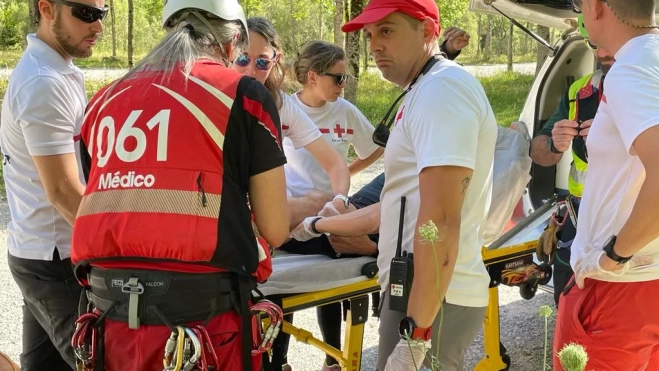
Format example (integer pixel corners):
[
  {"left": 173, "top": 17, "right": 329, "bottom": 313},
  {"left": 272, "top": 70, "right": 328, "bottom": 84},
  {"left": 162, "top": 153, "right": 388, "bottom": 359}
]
[
  {"left": 603, "top": 235, "right": 633, "bottom": 265},
  {"left": 333, "top": 194, "right": 350, "bottom": 209},
  {"left": 399, "top": 317, "right": 432, "bottom": 341},
  {"left": 547, "top": 137, "right": 563, "bottom": 154},
  {"left": 310, "top": 217, "right": 324, "bottom": 235}
]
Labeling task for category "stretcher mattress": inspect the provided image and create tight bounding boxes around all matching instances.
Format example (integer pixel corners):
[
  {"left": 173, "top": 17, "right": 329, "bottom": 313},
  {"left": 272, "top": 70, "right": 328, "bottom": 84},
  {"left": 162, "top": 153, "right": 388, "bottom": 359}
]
[{"left": 257, "top": 252, "right": 376, "bottom": 296}]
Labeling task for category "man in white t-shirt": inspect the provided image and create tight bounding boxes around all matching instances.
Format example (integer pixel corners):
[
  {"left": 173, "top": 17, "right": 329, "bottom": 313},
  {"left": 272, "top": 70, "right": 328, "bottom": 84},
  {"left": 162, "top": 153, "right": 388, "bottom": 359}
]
[
  {"left": 341, "top": 1, "right": 497, "bottom": 370},
  {"left": 552, "top": 0, "right": 659, "bottom": 370},
  {"left": 0, "top": 1, "right": 105, "bottom": 369}
]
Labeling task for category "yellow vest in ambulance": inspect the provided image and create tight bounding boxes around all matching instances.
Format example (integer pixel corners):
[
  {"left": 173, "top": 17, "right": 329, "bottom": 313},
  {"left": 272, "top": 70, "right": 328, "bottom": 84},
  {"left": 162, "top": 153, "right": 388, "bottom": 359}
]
[{"left": 566, "top": 69, "right": 604, "bottom": 197}]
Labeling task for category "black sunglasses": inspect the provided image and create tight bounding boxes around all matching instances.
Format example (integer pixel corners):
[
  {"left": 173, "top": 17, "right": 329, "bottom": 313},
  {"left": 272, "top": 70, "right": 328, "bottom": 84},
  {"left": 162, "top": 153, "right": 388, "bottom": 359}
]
[
  {"left": 323, "top": 72, "right": 348, "bottom": 86},
  {"left": 572, "top": 0, "right": 582, "bottom": 13},
  {"left": 372, "top": 56, "right": 441, "bottom": 148},
  {"left": 50, "top": 0, "right": 109, "bottom": 23},
  {"left": 584, "top": 39, "right": 598, "bottom": 50}
]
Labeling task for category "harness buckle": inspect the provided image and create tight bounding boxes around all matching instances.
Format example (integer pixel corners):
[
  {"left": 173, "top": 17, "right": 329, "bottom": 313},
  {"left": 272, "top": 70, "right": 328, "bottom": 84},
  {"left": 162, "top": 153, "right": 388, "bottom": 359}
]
[{"left": 121, "top": 277, "right": 144, "bottom": 329}]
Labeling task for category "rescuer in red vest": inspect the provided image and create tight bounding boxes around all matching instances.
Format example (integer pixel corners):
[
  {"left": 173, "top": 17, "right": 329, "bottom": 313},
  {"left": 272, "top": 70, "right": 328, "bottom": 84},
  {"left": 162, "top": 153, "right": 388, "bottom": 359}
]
[{"left": 68, "top": 1, "right": 290, "bottom": 370}]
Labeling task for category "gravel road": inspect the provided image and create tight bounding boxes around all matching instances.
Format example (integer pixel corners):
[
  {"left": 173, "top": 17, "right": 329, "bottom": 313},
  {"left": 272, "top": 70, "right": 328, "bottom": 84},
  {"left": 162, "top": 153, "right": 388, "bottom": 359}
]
[{"left": 0, "top": 62, "right": 554, "bottom": 370}]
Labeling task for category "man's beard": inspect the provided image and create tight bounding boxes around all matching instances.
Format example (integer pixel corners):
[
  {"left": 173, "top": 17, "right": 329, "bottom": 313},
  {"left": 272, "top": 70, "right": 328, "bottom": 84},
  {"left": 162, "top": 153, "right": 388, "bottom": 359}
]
[
  {"left": 53, "top": 16, "right": 94, "bottom": 59},
  {"left": 598, "top": 57, "right": 615, "bottom": 75}
]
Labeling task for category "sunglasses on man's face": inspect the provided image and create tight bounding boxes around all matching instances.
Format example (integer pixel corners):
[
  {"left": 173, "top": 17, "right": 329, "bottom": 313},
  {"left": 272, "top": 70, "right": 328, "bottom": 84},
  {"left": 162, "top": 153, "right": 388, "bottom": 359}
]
[
  {"left": 572, "top": 0, "right": 582, "bottom": 13},
  {"left": 50, "top": 0, "right": 109, "bottom": 23},
  {"left": 584, "top": 39, "right": 598, "bottom": 50},
  {"left": 234, "top": 51, "right": 277, "bottom": 71},
  {"left": 323, "top": 72, "right": 348, "bottom": 86}
]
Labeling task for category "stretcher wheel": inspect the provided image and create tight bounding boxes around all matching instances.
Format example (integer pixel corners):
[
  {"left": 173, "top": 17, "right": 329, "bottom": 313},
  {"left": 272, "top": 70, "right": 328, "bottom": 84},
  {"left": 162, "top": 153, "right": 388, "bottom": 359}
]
[
  {"left": 361, "top": 261, "right": 379, "bottom": 279},
  {"left": 519, "top": 283, "right": 537, "bottom": 300},
  {"left": 538, "top": 263, "right": 552, "bottom": 285}
]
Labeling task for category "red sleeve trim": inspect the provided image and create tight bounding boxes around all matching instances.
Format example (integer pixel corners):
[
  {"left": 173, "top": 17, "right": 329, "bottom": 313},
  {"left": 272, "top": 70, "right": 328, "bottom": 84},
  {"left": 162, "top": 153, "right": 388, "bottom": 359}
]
[{"left": 243, "top": 96, "right": 281, "bottom": 146}]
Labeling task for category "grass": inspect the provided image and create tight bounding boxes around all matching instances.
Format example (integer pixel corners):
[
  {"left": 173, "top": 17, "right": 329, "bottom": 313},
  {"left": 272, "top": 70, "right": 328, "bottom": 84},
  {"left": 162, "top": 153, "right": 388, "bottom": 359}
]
[
  {"left": 356, "top": 69, "right": 534, "bottom": 128},
  {"left": 0, "top": 68, "right": 534, "bottom": 194}
]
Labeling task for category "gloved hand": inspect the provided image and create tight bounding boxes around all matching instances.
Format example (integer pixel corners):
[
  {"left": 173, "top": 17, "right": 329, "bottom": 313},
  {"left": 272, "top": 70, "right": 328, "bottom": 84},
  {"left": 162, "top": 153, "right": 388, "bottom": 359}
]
[
  {"left": 383, "top": 338, "right": 431, "bottom": 371},
  {"left": 289, "top": 217, "right": 324, "bottom": 242},
  {"left": 318, "top": 201, "right": 341, "bottom": 217},
  {"left": 574, "top": 250, "right": 654, "bottom": 289},
  {"left": 537, "top": 219, "right": 560, "bottom": 265}
]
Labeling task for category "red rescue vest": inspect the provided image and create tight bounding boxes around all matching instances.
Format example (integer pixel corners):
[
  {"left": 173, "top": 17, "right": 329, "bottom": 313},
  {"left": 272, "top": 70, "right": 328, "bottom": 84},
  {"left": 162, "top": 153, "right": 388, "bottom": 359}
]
[{"left": 72, "top": 60, "right": 281, "bottom": 284}]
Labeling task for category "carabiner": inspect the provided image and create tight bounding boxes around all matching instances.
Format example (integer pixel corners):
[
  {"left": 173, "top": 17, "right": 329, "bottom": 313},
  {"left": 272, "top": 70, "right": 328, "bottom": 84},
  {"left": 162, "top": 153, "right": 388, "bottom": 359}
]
[{"left": 163, "top": 326, "right": 185, "bottom": 371}]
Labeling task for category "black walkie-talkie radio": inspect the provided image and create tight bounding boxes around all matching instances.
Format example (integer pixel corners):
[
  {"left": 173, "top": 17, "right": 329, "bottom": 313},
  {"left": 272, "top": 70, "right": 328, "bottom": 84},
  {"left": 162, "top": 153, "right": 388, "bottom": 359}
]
[{"left": 388, "top": 196, "right": 414, "bottom": 313}]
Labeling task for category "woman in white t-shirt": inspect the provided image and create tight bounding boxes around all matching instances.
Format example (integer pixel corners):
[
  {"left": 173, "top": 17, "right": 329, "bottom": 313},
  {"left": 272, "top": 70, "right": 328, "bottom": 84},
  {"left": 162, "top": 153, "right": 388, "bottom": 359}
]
[
  {"left": 232, "top": 17, "right": 351, "bottom": 229},
  {"left": 287, "top": 41, "right": 384, "bottom": 198},
  {"left": 286, "top": 40, "right": 386, "bottom": 371}
]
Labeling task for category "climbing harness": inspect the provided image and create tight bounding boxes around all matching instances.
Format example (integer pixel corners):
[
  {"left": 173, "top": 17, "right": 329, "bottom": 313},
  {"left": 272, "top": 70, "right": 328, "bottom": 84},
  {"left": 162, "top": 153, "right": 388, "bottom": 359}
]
[
  {"left": 158, "top": 299, "right": 283, "bottom": 371},
  {"left": 72, "top": 312, "right": 100, "bottom": 371},
  {"left": 250, "top": 299, "right": 284, "bottom": 355}
]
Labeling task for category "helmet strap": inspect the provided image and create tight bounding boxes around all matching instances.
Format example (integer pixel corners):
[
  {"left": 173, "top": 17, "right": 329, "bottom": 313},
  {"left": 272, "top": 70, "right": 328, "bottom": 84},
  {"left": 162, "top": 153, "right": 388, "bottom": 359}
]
[{"left": 179, "top": 10, "right": 233, "bottom": 66}]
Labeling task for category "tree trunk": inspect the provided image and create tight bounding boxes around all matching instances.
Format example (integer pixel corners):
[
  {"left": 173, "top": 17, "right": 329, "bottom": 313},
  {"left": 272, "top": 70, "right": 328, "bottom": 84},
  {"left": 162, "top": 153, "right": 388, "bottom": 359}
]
[
  {"left": 361, "top": 31, "right": 368, "bottom": 73},
  {"left": 127, "top": 0, "right": 134, "bottom": 68},
  {"left": 507, "top": 21, "right": 514, "bottom": 72},
  {"left": 319, "top": 1, "right": 323, "bottom": 40},
  {"left": 484, "top": 16, "right": 492, "bottom": 61},
  {"left": 24, "top": 0, "right": 37, "bottom": 45},
  {"left": 28, "top": 0, "right": 37, "bottom": 28},
  {"left": 522, "top": 22, "right": 530, "bottom": 54},
  {"left": 333, "top": 0, "right": 344, "bottom": 48},
  {"left": 535, "top": 25, "right": 551, "bottom": 75},
  {"left": 343, "top": 0, "right": 364, "bottom": 104},
  {"left": 110, "top": 0, "right": 117, "bottom": 57}
]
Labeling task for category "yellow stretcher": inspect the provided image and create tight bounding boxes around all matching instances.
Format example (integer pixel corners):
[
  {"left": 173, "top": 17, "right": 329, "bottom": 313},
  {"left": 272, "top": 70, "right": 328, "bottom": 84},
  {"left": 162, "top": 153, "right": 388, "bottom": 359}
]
[{"left": 260, "top": 199, "right": 555, "bottom": 371}]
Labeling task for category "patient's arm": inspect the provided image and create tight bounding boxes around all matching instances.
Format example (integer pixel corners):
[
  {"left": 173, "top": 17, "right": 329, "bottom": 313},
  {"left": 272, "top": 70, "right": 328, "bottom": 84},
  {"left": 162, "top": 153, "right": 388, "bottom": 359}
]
[
  {"left": 314, "top": 202, "right": 381, "bottom": 236},
  {"left": 328, "top": 235, "right": 377, "bottom": 256}
]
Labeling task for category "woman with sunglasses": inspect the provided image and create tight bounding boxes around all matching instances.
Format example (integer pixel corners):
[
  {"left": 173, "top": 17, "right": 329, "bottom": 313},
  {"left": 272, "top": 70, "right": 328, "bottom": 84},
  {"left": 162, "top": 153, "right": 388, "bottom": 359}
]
[
  {"left": 280, "top": 40, "right": 385, "bottom": 371},
  {"left": 233, "top": 17, "right": 351, "bottom": 230}
]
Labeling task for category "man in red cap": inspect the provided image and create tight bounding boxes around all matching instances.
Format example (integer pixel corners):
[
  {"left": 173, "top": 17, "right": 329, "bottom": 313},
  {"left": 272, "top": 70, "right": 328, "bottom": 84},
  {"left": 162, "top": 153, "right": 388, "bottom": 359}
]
[{"left": 342, "top": 0, "right": 497, "bottom": 370}]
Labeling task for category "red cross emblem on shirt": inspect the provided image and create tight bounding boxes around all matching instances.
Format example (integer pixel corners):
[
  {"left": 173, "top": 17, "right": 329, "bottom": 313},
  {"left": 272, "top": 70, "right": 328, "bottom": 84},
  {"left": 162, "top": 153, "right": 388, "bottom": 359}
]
[{"left": 332, "top": 124, "right": 353, "bottom": 138}]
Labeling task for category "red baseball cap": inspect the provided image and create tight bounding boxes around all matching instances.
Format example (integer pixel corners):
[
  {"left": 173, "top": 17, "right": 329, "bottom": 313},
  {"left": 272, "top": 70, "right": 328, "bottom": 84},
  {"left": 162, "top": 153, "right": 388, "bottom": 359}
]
[{"left": 341, "top": 0, "right": 441, "bottom": 36}]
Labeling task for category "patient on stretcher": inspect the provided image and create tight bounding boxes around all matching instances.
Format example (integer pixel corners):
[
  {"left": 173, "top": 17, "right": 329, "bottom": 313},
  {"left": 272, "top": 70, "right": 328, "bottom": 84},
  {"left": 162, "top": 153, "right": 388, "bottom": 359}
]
[{"left": 271, "top": 174, "right": 383, "bottom": 371}]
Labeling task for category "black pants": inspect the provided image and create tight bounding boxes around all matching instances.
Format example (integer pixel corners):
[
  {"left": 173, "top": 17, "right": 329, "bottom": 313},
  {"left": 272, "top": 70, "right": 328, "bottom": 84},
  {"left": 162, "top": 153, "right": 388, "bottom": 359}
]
[
  {"left": 553, "top": 248, "right": 573, "bottom": 306},
  {"left": 553, "top": 202, "right": 578, "bottom": 307},
  {"left": 8, "top": 249, "right": 82, "bottom": 371}
]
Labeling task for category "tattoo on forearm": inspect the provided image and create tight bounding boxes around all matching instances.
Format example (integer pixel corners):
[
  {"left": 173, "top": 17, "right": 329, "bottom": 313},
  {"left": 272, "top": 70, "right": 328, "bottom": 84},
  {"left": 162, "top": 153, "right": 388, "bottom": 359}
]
[{"left": 461, "top": 177, "right": 471, "bottom": 195}]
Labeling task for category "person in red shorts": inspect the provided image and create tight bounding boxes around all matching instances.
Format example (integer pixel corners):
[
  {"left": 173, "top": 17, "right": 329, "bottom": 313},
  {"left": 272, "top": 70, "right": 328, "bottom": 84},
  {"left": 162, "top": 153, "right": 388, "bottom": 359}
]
[
  {"left": 68, "top": 1, "right": 290, "bottom": 370},
  {"left": 553, "top": 0, "right": 659, "bottom": 370}
]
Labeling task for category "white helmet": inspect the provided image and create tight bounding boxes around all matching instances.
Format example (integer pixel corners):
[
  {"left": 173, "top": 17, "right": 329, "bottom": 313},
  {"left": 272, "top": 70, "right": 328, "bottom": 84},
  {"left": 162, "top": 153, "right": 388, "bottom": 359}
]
[{"left": 161, "top": 0, "right": 248, "bottom": 37}]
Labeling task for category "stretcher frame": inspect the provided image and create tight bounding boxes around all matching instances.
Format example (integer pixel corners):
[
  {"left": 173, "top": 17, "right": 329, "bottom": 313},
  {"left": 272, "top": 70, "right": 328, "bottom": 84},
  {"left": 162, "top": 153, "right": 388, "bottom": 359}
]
[{"left": 263, "top": 200, "right": 554, "bottom": 371}]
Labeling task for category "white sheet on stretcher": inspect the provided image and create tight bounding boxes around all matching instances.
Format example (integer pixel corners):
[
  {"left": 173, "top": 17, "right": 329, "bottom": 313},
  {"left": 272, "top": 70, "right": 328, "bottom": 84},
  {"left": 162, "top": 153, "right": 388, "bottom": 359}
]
[{"left": 257, "top": 252, "right": 376, "bottom": 297}]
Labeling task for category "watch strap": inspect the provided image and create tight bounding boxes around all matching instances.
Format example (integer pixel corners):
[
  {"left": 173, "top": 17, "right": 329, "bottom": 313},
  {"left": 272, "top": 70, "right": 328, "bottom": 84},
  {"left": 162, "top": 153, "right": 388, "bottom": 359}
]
[
  {"left": 310, "top": 217, "right": 323, "bottom": 235},
  {"left": 333, "top": 194, "right": 350, "bottom": 208},
  {"left": 400, "top": 317, "right": 432, "bottom": 341},
  {"left": 604, "top": 235, "right": 632, "bottom": 264},
  {"left": 548, "top": 137, "right": 563, "bottom": 154},
  {"left": 411, "top": 326, "right": 432, "bottom": 341}
]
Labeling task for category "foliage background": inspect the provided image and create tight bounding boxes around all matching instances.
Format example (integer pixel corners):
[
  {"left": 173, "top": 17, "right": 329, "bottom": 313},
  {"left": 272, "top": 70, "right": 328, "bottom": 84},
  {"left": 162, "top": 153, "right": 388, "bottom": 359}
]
[{"left": 0, "top": 0, "right": 565, "bottom": 68}]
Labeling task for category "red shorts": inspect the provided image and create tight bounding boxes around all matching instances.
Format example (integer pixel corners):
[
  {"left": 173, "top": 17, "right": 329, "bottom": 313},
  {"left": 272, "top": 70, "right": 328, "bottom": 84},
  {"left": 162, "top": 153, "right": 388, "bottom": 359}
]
[
  {"left": 101, "top": 311, "right": 261, "bottom": 371},
  {"left": 553, "top": 277, "right": 659, "bottom": 371}
]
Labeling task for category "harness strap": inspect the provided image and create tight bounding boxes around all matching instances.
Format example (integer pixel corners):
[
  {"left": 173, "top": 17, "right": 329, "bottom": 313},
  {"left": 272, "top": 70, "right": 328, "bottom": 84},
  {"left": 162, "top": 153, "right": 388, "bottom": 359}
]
[
  {"left": 121, "top": 277, "right": 144, "bottom": 329},
  {"left": 238, "top": 276, "right": 254, "bottom": 371}
]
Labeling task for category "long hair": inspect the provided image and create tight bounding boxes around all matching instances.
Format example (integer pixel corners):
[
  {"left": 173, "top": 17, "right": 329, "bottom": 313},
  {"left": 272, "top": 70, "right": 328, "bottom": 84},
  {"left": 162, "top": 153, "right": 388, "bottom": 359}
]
[
  {"left": 246, "top": 17, "right": 286, "bottom": 109},
  {"left": 291, "top": 41, "right": 345, "bottom": 87},
  {"left": 107, "top": 10, "right": 247, "bottom": 92}
]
